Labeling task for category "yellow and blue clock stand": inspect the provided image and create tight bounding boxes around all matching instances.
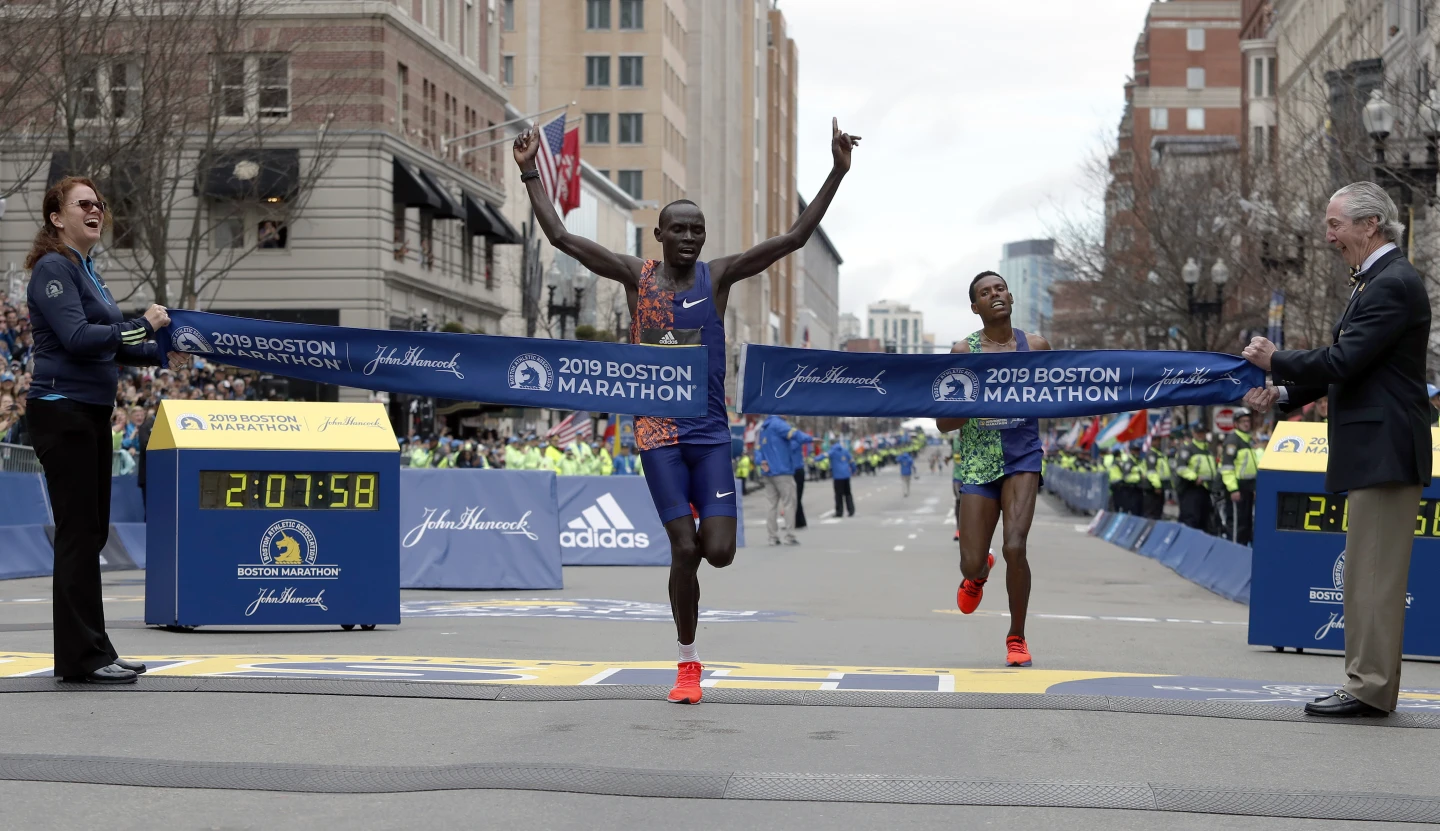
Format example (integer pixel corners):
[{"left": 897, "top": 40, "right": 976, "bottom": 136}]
[
  {"left": 145, "top": 401, "right": 400, "bottom": 630},
  {"left": 1251, "top": 420, "right": 1440, "bottom": 657}
]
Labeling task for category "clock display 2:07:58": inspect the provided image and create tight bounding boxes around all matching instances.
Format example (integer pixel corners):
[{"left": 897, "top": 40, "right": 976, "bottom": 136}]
[
  {"left": 1276, "top": 491, "right": 1440, "bottom": 537},
  {"left": 198, "top": 471, "right": 379, "bottom": 510}
]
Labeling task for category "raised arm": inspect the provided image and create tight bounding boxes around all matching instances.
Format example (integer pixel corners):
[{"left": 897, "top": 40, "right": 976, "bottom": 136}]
[
  {"left": 513, "top": 127, "right": 641, "bottom": 286},
  {"left": 711, "top": 118, "right": 860, "bottom": 293}
]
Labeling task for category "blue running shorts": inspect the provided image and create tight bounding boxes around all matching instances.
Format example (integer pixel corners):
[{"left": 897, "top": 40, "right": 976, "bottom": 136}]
[{"left": 639, "top": 442, "right": 739, "bottom": 523}]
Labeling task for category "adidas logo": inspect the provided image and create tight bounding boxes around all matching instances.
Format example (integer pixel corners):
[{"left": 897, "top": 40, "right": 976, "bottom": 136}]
[
  {"left": 659, "top": 331, "right": 678, "bottom": 345},
  {"left": 559, "top": 493, "right": 652, "bottom": 549}
]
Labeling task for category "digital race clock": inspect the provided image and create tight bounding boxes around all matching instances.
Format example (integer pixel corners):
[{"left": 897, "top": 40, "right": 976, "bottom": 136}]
[
  {"left": 199, "top": 470, "right": 379, "bottom": 510},
  {"left": 1276, "top": 491, "right": 1440, "bottom": 538}
]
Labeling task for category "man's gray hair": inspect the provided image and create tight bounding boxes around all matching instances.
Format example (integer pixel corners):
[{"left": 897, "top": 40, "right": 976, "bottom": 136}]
[{"left": 1331, "top": 181, "right": 1406, "bottom": 243}]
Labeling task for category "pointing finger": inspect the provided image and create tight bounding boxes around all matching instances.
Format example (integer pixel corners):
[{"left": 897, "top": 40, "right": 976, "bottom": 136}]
[{"left": 832, "top": 116, "right": 838, "bottom": 135}]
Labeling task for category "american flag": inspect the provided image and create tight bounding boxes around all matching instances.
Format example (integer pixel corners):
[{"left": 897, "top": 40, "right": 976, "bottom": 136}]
[
  {"left": 1151, "top": 409, "right": 1173, "bottom": 438},
  {"left": 546, "top": 411, "right": 593, "bottom": 445},
  {"left": 535, "top": 113, "right": 568, "bottom": 207}
]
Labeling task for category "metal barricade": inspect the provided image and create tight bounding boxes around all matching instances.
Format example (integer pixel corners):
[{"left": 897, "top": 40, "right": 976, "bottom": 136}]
[{"left": 0, "top": 442, "right": 42, "bottom": 474}]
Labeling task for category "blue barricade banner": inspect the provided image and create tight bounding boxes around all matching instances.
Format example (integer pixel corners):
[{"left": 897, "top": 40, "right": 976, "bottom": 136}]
[
  {"left": 558, "top": 476, "right": 671, "bottom": 566},
  {"left": 0, "top": 525, "right": 56, "bottom": 580},
  {"left": 399, "top": 469, "right": 563, "bottom": 589},
  {"left": 161, "top": 310, "right": 707, "bottom": 417},
  {"left": 738, "top": 344, "right": 1263, "bottom": 418},
  {"left": 1046, "top": 468, "right": 1109, "bottom": 513},
  {"left": 0, "top": 472, "right": 50, "bottom": 527}
]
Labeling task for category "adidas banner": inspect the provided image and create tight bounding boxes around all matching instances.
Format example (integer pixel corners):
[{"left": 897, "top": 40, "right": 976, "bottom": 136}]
[
  {"left": 557, "top": 476, "right": 671, "bottom": 566},
  {"left": 399, "top": 469, "right": 562, "bottom": 589},
  {"left": 737, "top": 344, "right": 1264, "bottom": 418},
  {"left": 159, "top": 310, "right": 708, "bottom": 417}
]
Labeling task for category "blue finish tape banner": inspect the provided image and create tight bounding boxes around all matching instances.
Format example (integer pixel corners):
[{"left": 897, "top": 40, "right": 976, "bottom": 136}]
[
  {"left": 160, "top": 310, "right": 707, "bottom": 417},
  {"left": 399, "top": 469, "right": 562, "bottom": 589},
  {"left": 737, "top": 344, "right": 1264, "bottom": 417}
]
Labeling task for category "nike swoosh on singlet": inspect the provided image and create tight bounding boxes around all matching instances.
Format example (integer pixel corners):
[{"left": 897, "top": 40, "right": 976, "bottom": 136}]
[
  {"left": 682, "top": 298, "right": 708, "bottom": 308},
  {"left": 715, "top": 491, "right": 734, "bottom": 498}
]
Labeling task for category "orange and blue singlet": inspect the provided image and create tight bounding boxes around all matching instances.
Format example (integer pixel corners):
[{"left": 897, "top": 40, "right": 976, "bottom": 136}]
[{"left": 630, "top": 260, "right": 737, "bottom": 523}]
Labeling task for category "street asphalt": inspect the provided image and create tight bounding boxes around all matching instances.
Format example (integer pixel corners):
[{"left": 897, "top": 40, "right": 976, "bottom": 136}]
[{"left": 1, "top": 469, "right": 1438, "bottom": 829}]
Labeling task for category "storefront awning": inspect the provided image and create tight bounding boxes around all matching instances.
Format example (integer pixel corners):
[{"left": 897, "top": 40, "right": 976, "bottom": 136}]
[
  {"left": 417, "top": 169, "right": 463, "bottom": 220},
  {"left": 464, "top": 193, "right": 522, "bottom": 244},
  {"left": 393, "top": 158, "right": 442, "bottom": 210},
  {"left": 199, "top": 149, "right": 299, "bottom": 201}
]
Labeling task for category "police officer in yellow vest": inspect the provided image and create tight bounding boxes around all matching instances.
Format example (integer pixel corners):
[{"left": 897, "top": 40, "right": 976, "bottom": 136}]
[
  {"left": 1220, "top": 408, "right": 1259, "bottom": 545},
  {"left": 1175, "top": 424, "right": 1218, "bottom": 531},
  {"left": 1143, "top": 442, "right": 1170, "bottom": 519},
  {"left": 1103, "top": 449, "right": 1122, "bottom": 511}
]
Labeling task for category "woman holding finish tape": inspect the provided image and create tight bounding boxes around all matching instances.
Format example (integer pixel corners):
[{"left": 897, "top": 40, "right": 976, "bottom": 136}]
[{"left": 25, "top": 176, "right": 179, "bottom": 684}]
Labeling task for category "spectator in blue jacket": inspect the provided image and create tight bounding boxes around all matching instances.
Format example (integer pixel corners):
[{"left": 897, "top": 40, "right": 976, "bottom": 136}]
[
  {"left": 898, "top": 450, "right": 915, "bottom": 497},
  {"left": 829, "top": 441, "right": 854, "bottom": 517},
  {"left": 757, "top": 414, "right": 812, "bottom": 545}
]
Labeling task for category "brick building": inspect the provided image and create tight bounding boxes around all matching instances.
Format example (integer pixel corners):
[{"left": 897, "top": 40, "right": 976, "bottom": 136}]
[{"left": 0, "top": 0, "right": 517, "bottom": 404}]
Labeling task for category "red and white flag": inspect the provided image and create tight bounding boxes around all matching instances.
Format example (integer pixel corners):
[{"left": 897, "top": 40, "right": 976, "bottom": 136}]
[
  {"left": 535, "top": 113, "right": 582, "bottom": 217},
  {"left": 547, "top": 411, "right": 593, "bottom": 445}
]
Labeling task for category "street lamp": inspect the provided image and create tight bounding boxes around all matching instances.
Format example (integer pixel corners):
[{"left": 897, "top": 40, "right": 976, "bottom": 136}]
[
  {"left": 1183, "top": 256, "right": 1224, "bottom": 351},
  {"left": 1360, "top": 87, "right": 1436, "bottom": 244},
  {"left": 547, "top": 284, "right": 583, "bottom": 339}
]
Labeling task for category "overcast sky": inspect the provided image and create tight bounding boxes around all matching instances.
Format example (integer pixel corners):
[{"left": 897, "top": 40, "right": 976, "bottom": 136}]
[{"left": 783, "top": 0, "right": 1153, "bottom": 348}]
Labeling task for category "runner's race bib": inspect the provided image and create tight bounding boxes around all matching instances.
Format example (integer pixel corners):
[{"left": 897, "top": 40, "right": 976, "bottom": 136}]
[{"left": 974, "top": 417, "right": 1027, "bottom": 431}]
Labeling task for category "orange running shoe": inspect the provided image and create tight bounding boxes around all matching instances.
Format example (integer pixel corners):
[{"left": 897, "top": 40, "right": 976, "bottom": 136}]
[
  {"left": 1006, "top": 636, "right": 1033, "bottom": 667},
  {"left": 956, "top": 552, "right": 996, "bottom": 614},
  {"left": 668, "top": 661, "right": 704, "bottom": 704}
]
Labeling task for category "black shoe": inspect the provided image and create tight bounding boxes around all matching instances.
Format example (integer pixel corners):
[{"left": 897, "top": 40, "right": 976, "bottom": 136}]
[
  {"left": 112, "top": 657, "right": 147, "bottom": 674},
  {"left": 60, "top": 665, "right": 138, "bottom": 685},
  {"left": 1304, "top": 690, "right": 1388, "bottom": 718},
  {"left": 783, "top": 535, "right": 800, "bottom": 546}
]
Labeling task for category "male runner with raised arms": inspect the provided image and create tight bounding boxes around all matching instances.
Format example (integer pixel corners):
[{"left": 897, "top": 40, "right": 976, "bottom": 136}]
[
  {"left": 935, "top": 272, "right": 1049, "bottom": 668},
  {"left": 514, "top": 118, "right": 860, "bottom": 704}
]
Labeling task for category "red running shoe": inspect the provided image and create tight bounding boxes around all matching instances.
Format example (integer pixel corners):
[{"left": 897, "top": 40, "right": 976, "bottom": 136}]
[
  {"left": 956, "top": 552, "right": 995, "bottom": 614},
  {"left": 668, "top": 661, "right": 704, "bottom": 704},
  {"left": 1006, "top": 636, "right": 1033, "bottom": 667}
]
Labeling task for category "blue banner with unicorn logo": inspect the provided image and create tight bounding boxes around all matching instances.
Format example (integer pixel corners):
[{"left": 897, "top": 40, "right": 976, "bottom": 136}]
[
  {"left": 159, "top": 310, "right": 708, "bottom": 417},
  {"left": 737, "top": 344, "right": 1263, "bottom": 418}
]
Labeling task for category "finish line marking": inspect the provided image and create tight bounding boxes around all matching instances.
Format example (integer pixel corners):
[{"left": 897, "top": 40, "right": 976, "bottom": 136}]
[
  {"left": 1, "top": 652, "right": 1436, "bottom": 709},
  {"left": 935, "top": 610, "right": 1247, "bottom": 626}
]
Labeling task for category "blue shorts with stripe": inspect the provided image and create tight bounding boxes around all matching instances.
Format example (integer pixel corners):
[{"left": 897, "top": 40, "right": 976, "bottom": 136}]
[{"left": 639, "top": 442, "right": 738, "bottom": 523}]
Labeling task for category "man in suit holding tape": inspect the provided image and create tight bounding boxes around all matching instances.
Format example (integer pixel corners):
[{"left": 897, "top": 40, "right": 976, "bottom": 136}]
[{"left": 1242, "top": 181, "right": 1432, "bottom": 718}]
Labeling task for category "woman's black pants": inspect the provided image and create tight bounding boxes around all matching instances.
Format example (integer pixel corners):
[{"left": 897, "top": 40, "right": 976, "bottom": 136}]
[{"left": 30, "top": 398, "right": 119, "bottom": 678}]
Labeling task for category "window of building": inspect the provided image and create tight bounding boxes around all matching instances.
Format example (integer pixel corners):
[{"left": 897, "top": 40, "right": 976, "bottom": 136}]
[
  {"left": 213, "top": 208, "right": 245, "bottom": 250},
  {"left": 585, "top": 112, "right": 611, "bottom": 143},
  {"left": 1252, "top": 57, "right": 1265, "bottom": 97},
  {"left": 420, "top": 213, "right": 435, "bottom": 269},
  {"left": 1187, "top": 28, "right": 1205, "bottom": 51},
  {"left": 397, "top": 63, "right": 409, "bottom": 130},
  {"left": 256, "top": 218, "right": 288, "bottom": 250},
  {"left": 484, "top": 238, "right": 495, "bottom": 290},
  {"left": 619, "top": 55, "right": 643, "bottom": 87},
  {"left": 1150, "top": 107, "right": 1168, "bottom": 130},
  {"left": 215, "top": 54, "right": 290, "bottom": 119},
  {"left": 1186, "top": 67, "right": 1205, "bottom": 90},
  {"left": 1252, "top": 124, "right": 1267, "bottom": 160},
  {"left": 620, "top": 0, "right": 643, "bottom": 29},
  {"left": 1187, "top": 107, "right": 1205, "bottom": 130},
  {"left": 617, "top": 169, "right": 643, "bottom": 199},
  {"left": 618, "top": 112, "right": 643, "bottom": 144},
  {"left": 462, "top": 232, "right": 474, "bottom": 283},
  {"left": 586, "top": 0, "right": 610, "bottom": 30},
  {"left": 501, "top": 55, "right": 513, "bottom": 86},
  {"left": 393, "top": 204, "right": 408, "bottom": 261},
  {"left": 585, "top": 55, "right": 610, "bottom": 87},
  {"left": 502, "top": 0, "right": 514, "bottom": 30},
  {"left": 597, "top": 168, "right": 609, "bottom": 179},
  {"left": 1416, "top": 0, "right": 1429, "bottom": 32},
  {"left": 633, "top": 226, "right": 643, "bottom": 257},
  {"left": 76, "top": 58, "right": 140, "bottom": 120}
]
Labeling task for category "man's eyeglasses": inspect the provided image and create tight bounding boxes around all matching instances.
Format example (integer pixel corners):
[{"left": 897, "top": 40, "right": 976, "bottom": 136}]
[{"left": 66, "top": 199, "right": 107, "bottom": 214}]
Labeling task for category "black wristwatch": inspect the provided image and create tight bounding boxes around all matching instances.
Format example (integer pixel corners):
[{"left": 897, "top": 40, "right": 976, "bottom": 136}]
[{"left": 520, "top": 169, "right": 540, "bottom": 182}]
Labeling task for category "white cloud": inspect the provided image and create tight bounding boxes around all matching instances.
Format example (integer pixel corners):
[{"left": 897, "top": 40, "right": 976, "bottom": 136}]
[{"left": 784, "top": 0, "right": 1150, "bottom": 348}]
